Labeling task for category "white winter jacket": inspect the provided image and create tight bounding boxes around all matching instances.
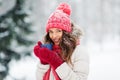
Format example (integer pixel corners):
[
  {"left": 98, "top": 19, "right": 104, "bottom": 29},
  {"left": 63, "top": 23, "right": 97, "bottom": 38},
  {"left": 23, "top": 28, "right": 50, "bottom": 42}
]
[{"left": 36, "top": 45, "right": 89, "bottom": 80}]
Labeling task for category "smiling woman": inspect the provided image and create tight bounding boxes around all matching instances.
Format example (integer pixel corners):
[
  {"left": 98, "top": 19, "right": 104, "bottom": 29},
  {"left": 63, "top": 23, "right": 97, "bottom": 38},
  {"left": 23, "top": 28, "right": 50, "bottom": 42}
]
[
  {"left": 33, "top": 2, "right": 89, "bottom": 80},
  {"left": 48, "top": 28, "right": 63, "bottom": 45}
]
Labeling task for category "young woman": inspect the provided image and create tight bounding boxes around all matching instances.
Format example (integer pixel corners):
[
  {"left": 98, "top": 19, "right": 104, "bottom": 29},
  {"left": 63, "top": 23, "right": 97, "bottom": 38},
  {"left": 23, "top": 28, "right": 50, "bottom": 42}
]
[{"left": 33, "top": 2, "right": 89, "bottom": 80}]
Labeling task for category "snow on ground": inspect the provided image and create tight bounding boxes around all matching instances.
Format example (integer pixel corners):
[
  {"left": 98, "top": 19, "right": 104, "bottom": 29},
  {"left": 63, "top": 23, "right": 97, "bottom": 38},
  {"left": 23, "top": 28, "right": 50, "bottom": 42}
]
[
  {"left": 87, "top": 38, "right": 120, "bottom": 80},
  {"left": 5, "top": 56, "right": 38, "bottom": 80},
  {"left": 88, "top": 52, "right": 120, "bottom": 80},
  {"left": 5, "top": 38, "right": 120, "bottom": 80}
]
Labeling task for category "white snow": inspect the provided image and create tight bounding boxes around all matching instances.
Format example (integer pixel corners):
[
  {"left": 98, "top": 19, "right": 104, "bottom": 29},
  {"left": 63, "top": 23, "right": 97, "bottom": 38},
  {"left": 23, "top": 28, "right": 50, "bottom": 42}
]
[
  {"left": 87, "top": 38, "right": 120, "bottom": 80},
  {"left": 5, "top": 56, "right": 38, "bottom": 80}
]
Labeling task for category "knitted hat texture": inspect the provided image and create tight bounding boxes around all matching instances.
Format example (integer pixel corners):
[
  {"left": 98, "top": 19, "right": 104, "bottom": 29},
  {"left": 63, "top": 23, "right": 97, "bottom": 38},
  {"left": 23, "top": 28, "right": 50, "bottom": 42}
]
[{"left": 46, "top": 3, "right": 72, "bottom": 32}]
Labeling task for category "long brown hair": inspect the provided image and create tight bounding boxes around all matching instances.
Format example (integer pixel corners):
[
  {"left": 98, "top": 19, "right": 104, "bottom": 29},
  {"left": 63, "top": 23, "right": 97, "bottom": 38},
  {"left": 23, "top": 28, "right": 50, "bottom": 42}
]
[
  {"left": 60, "top": 31, "right": 77, "bottom": 64},
  {"left": 44, "top": 31, "right": 77, "bottom": 64}
]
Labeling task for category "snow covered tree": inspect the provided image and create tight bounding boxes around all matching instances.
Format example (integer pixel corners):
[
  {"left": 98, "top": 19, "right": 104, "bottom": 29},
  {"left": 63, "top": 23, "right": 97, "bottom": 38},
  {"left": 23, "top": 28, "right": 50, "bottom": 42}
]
[{"left": 0, "top": 0, "right": 33, "bottom": 79}]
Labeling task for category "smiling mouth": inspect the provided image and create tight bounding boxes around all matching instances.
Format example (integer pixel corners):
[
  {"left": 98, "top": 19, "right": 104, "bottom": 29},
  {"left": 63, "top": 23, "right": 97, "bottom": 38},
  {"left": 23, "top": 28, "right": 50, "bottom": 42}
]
[
  {"left": 54, "top": 40, "right": 59, "bottom": 43},
  {"left": 53, "top": 39, "right": 60, "bottom": 44}
]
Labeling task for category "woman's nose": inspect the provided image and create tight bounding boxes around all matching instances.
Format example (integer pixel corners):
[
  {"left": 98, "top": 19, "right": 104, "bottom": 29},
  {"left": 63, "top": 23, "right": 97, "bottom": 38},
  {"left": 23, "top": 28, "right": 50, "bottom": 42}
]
[{"left": 52, "top": 33, "right": 57, "bottom": 38}]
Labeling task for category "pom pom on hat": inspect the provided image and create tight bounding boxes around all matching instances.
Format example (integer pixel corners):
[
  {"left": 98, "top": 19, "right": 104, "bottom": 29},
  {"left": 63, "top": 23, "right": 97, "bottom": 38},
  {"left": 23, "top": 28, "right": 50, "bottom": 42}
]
[
  {"left": 56, "top": 2, "right": 71, "bottom": 16},
  {"left": 46, "top": 2, "right": 72, "bottom": 33}
]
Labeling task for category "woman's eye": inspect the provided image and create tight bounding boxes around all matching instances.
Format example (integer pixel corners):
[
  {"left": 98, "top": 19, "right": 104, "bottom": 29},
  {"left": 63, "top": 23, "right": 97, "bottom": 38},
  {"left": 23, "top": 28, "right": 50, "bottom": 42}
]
[
  {"left": 57, "top": 29, "right": 62, "bottom": 32},
  {"left": 49, "top": 31, "right": 53, "bottom": 34}
]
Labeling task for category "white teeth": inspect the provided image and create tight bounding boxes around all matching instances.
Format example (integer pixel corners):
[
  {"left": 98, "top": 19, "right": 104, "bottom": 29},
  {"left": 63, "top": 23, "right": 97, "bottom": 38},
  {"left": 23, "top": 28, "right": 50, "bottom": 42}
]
[
  {"left": 55, "top": 40, "right": 58, "bottom": 42},
  {"left": 53, "top": 39, "right": 59, "bottom": 43},
  {"left": 54, "top": 41, "right": 58, "bottom": 43},
  {"left": 53, "top": 39, "right": 59, "bottom": 42}
]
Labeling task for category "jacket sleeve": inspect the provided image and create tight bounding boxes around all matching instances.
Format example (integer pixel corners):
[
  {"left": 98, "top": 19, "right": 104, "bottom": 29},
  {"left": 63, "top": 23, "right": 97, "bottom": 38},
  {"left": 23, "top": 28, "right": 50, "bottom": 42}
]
[
  {"left": 56, "top": 45, "right": 89, "bottom": 80},
  {"left": 36, "top": 62, "right": 50, "bottom": 80}
]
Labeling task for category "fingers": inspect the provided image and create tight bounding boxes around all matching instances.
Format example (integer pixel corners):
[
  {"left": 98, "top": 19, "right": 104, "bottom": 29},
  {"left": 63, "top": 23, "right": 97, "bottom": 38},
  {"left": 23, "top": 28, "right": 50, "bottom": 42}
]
[{"left": 37, "top": 41, "right": 42, "bottom": 46}]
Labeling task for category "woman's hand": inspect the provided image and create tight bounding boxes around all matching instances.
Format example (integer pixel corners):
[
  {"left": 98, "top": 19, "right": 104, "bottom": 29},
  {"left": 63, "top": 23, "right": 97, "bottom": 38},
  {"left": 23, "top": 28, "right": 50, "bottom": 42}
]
[
  {"left": 34, "top": 41, "right": 48, "bottom": 64},
  {"left": 36, "top": 48, "right": 64, "bottom": 70}
]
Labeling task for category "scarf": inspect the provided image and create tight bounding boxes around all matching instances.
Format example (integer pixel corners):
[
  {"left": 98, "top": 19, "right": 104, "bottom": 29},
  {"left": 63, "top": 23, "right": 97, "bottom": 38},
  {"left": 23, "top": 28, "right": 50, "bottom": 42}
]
[{"left": 43, "top": 45, "right": 61, "bottom": 80}]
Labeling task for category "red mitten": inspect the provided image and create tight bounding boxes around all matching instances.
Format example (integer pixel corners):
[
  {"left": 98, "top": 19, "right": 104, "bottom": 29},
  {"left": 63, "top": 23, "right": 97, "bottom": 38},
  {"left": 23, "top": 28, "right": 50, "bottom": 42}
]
[
  {"left": 37, "top": 41, "right": 42, "bottom": 46},
  {"left": 37, "top": 48, "right": 64, "bottom": 70},
  {"left": 33, "top": 41, "right": 48, "bottom": 64}
]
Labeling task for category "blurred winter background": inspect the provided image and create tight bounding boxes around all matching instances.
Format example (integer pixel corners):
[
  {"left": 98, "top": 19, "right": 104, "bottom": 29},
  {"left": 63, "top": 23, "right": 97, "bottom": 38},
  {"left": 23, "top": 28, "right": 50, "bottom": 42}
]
[{"left": 0, "top": 0, "right": 120, "bottom": 80}]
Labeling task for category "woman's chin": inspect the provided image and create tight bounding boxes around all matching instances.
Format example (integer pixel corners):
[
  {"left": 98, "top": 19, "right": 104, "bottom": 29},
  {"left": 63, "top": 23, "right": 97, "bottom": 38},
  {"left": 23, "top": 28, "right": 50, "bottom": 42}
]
[{"left": 54, "top": 42, "right": 59, "bottom": 45}]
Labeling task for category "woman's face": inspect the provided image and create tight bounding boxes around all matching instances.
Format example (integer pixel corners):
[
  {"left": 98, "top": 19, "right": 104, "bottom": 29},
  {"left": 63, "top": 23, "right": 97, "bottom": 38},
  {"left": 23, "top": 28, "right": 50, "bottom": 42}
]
[{"left": 49, "top": 28, "right": 63, "bottom": 45}]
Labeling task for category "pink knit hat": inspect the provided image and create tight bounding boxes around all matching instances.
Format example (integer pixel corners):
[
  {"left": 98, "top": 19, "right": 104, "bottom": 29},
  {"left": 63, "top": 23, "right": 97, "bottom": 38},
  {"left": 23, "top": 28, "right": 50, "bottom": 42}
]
[{"left": 46, "top": 2, "right": 72, "bottom": 33}]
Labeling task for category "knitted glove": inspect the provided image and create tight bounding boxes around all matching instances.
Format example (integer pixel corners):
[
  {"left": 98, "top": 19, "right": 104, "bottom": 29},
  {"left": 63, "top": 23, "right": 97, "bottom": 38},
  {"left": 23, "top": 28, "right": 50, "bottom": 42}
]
[
  {"left": 34, "top": 41, "right": 48, "bottom": 64},
  {"left": 37, "top": 48, "right": 64, "bottom": 70}
]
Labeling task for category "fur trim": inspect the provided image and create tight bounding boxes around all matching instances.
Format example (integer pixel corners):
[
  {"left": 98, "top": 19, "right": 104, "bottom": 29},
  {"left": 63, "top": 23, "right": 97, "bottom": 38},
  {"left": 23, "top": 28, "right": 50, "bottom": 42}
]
[{"left": 71, "top": 23, "right": 83, "bottom": 39}]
